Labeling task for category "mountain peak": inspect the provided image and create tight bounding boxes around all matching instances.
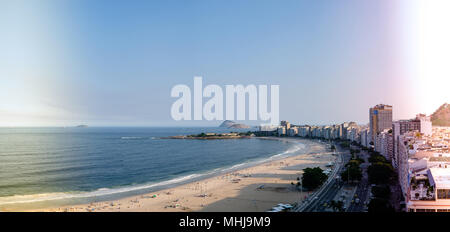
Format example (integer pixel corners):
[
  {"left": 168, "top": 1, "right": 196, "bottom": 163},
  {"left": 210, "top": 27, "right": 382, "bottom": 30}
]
[
  {"left": 431, "top": 103, "right": 450, "bottom": 126},
  {"left": 219, "top": 120, "right": 250, "bottom": 129}
]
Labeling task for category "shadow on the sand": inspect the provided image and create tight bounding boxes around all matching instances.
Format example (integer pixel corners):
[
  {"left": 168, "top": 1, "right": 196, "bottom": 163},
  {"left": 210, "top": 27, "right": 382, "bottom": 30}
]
[
  {"left": 246, "top": 173, "right": 303, "bottom": 181},
  {"left": 199, "top": 182, "right": 307, "bottom": 212}
]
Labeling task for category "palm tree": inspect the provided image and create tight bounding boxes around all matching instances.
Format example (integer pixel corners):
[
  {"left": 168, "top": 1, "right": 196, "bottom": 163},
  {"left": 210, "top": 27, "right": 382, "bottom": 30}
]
[
  {"left": 329, "top": 200, "right": 344, "bottom": 212},
  {"left": 335, "top": 201, "right": 344, "bottom": 212}
]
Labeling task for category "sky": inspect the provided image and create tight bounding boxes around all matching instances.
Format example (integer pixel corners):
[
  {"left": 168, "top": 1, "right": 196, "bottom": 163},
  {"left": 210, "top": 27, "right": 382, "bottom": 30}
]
[{"left": 0, "top": 0, "right": 449, "bottom": 127}]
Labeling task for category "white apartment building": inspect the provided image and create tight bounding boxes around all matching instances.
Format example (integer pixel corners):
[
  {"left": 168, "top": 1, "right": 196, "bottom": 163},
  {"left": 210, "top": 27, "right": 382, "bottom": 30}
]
[
  {"left": 398, "top": 129, "right": 450, "bottom": 212},
  {"left": 375, "top": 129, "right": 393, "bottom": 161},
  {"left": 287, "top": 127, "right": 298, "bottom": 137},
  {"left": 349, "top": 127, "right": 360, "bottom": 142},
  {"left": 277, "top": 127, "right": 286, "bottom": 136},
  {"left": 392, "top": 114, "right": 433, "bottom": 169},
  {"left": 298, "top": 126, "right": 311, "bottom": 137},
  {"left": 360, "top": 129, "right": 369, "bottom": 147}
]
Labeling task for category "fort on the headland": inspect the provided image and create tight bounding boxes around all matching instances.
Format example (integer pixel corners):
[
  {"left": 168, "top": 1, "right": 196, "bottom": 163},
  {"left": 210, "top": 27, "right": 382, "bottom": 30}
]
[{"left": 165, "top": 132, "right": 253, "bottom": 140}]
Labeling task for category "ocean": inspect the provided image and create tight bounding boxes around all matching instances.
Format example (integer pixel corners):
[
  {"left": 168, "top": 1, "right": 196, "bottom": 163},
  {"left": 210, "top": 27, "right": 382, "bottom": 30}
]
[{"left": 0, "top": 127, "right": 307, "bottom": 210}]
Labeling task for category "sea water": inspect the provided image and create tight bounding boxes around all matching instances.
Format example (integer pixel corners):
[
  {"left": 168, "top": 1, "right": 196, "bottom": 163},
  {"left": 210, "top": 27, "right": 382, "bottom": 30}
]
[{"left": 0, "top": 127, "right": 308, "bottom": 210}]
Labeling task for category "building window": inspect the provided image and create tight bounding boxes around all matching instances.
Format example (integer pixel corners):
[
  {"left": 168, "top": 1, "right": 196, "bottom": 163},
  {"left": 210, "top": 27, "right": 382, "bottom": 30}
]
[{"left": 437, "top": 189, "right": 450, "bottom": 199}]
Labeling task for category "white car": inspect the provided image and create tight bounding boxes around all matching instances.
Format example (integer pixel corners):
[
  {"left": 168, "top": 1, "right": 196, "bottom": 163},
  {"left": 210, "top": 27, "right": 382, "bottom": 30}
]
[
  {"left": 277, "top": 203, "right": 293, "bottom": 209},
  {"left": 268, "top": 206, "right": 285, "bottom": 212}
]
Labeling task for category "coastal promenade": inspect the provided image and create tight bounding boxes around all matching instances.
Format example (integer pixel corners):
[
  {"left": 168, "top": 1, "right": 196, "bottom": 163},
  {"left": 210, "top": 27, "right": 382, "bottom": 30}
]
[
  {"left": 291, "top": 145, "right": 348, "bottom": 212},
  {"left": 347, "top": 148, "right": 370, "bottom": 212}
]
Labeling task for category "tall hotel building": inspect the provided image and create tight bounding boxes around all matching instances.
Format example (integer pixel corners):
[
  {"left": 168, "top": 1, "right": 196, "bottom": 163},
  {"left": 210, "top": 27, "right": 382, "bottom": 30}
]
[{"left": 369, "top": 104, "right": 393, "bottom": 144}]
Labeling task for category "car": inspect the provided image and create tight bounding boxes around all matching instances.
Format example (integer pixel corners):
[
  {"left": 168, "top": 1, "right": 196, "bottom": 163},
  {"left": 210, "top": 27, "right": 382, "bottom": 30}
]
[
  {"left": 277, "top": 203, "right": 293, "bottom": 209},
  {"left": 269, "top": 206, "right": 284, "bottom": 212}
]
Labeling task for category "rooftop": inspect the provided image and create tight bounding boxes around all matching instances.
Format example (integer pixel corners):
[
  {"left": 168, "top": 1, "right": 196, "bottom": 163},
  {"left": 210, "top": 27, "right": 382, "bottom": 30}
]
[
  {"left": 372, "top": 104, "right": 393, "bottom": 110},
  {"left": 429, "top": 157, "right": 450, "bottom": 162},
  {"left": 429, "top": 168, "right": 450, "bottom": 189}
]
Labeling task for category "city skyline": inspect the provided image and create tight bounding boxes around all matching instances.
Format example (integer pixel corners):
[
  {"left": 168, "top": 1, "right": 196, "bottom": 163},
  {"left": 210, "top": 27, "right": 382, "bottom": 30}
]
[
  {"left": 267, "top": 102, "right": 447, "bottom": 212},
  {"left": 1, "top": 0, "right": 450, "bottom": 127}
]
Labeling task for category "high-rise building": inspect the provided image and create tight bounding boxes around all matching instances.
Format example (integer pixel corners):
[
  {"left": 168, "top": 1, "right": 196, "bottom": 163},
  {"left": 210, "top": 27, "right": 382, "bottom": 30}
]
[
  {"left": 360, "top": 129, "right": 369, "bottom": 147},
  {"left": 369, "top": 104, "right": 393, "bottom": 144},
  {"left": 280, "top": 121, "right": 291, "bottom": 130},
  {"left": 277, "top": 127, "right": 286, "bottom": 136},
  {"left": 416, "top": 114, "right": 432, "bottom": 136},
  {"left": 375, "top": 129, "right": 393, "bottom": 160},
  {"left": 392, "top": 114, "right": 433, "bottom": 168},
  {"left": 287, "top": 127, "right": 298, "bottom": 137}
]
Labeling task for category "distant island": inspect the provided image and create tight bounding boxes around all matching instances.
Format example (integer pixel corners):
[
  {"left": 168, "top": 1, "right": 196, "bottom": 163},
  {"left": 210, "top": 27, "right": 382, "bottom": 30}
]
[
  {"left": 164, "top": 132, "right": 253, "bottom": 140},
  {"left": 219, "top": 120, "right": 250, "bottom": 129},
  {"left": 431, "top": 103, "right": 450, "bottom": 126},
  {"left": 75, "top": 125, "right": 88, "bottom": 128}
]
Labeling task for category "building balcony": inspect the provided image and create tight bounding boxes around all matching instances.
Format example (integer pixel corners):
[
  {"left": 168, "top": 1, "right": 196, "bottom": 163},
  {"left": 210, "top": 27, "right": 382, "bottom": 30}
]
[{"left": 410, "top": 183, "right": 435, "bottom": 201}]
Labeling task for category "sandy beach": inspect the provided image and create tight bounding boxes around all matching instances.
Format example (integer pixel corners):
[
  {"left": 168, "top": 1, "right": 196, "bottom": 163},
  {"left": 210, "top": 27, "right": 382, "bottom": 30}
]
[{"left": 28, "top": 138, "right": 335, "bottom": 212}]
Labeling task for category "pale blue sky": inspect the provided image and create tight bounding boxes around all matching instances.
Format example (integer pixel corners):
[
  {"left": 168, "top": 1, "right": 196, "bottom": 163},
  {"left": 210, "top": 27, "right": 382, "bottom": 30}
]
[{"left": 1, "top": 0, "right": 448, "bottom": 127}]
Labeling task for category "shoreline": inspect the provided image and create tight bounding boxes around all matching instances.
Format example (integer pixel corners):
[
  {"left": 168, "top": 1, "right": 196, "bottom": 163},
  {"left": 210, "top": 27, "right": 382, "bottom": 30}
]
[{"left": 7, "top": 138, "right": 334, "bottom": 212}]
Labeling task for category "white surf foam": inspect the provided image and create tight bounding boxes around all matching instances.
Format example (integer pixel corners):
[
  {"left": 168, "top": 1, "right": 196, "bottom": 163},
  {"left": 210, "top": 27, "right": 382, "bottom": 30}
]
[
  {"left": 0, "top": 139, "right": 307, "bottom": 206},
  {"left": 120, "top": 137, "right": 146, "bottom": 140}
]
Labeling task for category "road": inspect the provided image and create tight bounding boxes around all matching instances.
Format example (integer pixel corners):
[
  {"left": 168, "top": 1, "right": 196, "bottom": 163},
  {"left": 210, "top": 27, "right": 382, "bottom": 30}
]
[
  {"left": 292, "top": 143, "right": 350, "bottom": 212},
  {"left": 306, "top": 145, "right": 351, "bottom": 212},
  {"left": 347, "top": 148, "right": 370, "bottom": 212},
  {"left": 305, "top": 179, "right": 341, "bottom": 212}
]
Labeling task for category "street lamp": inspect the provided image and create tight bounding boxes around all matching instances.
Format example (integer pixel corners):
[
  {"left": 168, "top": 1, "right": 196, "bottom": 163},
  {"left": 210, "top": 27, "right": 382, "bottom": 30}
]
[{"left": 297, "top": 180, "right": 303, "bottom": 203}]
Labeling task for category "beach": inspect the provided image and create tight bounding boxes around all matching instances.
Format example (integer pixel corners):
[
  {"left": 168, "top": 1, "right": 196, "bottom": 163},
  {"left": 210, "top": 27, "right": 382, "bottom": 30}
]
[{"left": 29, "top": 138, "right": 335, "bottom": 212}]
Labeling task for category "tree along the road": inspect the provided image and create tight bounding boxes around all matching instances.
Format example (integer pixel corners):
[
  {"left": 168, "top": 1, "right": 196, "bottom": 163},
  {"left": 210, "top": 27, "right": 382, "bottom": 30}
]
[
  {"left": 368, "top": 198, "right": 395, "bottom": 212},
  {"left": 340, "top": 141, "right": 350, "bottom": 148},
  {"left": 371, "top": 185, "right": 391, "bottom": 199},
  {"left": 368, "top": 162, "right": 394, "bottom": 184},
  {"left": 341, "top": 159, "right": 363, "bottom": 182},
  {"left": 350, "top": 148, "right": 361, "bottom": 155},
  {"left": 368, "top": 152, "right": 387, "bottom": 163},
  {"left": 302, "top": 167, "right": 328, "bottom": 190},
  {"left": 328, "top": 200, "right": 344, "bottom": 212}
]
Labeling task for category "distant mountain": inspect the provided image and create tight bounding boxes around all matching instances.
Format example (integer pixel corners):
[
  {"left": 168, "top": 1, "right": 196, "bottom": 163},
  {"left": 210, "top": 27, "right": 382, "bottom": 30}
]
[
  {"left": 219, "top": 120, "right": 250, "bottom": 129},
  {"left": 431, "top": 103, "right": 450, "bottom": 126}
]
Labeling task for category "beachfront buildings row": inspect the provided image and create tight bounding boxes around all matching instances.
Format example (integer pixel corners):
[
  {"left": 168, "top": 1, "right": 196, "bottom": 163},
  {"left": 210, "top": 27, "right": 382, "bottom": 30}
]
[
  {"left": 365, "top": 106, "right": 449, "bottom": 212},
  {"left": 367, "top": 105, "right": 433, "bottom": 170},
  {"left": 260, "top": 106, "right": 432, "bottom": 165},
  {"left": 259, "top": 121, "right": 363, "bottom": 142},
  {"left": 261, "top": 103, "right": 450, "bottom": 212}
]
